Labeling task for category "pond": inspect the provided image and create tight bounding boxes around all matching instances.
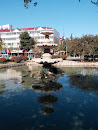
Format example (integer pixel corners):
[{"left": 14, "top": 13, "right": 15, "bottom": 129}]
[{"left": 0, "top": 66, "right": 98, "bottom": 130}]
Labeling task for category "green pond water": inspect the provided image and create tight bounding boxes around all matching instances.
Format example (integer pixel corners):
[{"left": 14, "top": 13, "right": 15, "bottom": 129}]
[{"left": 0, "top": 66, "right": 98, "bottom": 130}]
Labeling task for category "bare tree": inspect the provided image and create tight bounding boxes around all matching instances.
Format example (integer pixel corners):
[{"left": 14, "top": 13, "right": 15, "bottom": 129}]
[
  {"left": 24, "top": 0, "right": 98, "bottom": 8},
  {"left": 91, "top": 0, "right": 98, "bottom": 6}
]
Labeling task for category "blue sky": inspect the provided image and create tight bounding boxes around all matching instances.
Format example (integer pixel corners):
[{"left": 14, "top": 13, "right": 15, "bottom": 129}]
[{"left": 0, "top": 0, "right": 98, "bottom": 38}]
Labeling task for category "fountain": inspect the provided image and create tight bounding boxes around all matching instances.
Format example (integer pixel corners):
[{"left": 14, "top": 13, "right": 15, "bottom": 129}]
[
  {"left": 31, "top": 31, "right": 63, "bottom": 115},
  {"left": 32, "top": 31, "right": 62, "bottom": 64}
]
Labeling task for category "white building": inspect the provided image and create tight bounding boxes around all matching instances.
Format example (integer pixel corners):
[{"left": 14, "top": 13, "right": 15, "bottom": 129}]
[
  {"left": 0, "top": 25, "right": 60, "bottom": 52},
  {"left": 0, "top": 24, "right": 14, "bottom": 30}
]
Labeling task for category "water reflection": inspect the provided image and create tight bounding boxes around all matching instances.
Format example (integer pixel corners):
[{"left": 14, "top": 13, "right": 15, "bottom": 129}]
[
  {"left": 32, "top": 79, "right": 62, "bottom": 115},
  {"left": 0, "top": 68, "right": 22, "bottom": 81},
  {"left": 69, "top": 72, "right": 98, "bottom": 93},
  {"left": 0, "top": 66, "right": 98, "bottom": 129},
  {"left": 61, "top": 67, "right": 98, "bottom": 93},
  {"left": 38, "top": 94, "right": 57, "bottom": 115},
  {"left": 0, "top": 82, "right": 5, "bottom": 95},
  {"left": 0, "top": 66, "right": 41, "bottom": 91}
]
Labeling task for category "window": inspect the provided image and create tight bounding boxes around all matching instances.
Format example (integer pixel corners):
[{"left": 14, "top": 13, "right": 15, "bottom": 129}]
[
  {"left": 41, "top": 36, "right": 45, "bottom": 39},
  {"left": 17, "top": 32, "right": 21, "bottom": 34},
  {"left": 37, "top": 31, "right": 40, "bottom": 33},
  {"left": 8, "top": 43, "right": 11, "bottom": 45},
  {"left": 12, "top": 43, "right": 17, "bottom": 45}
]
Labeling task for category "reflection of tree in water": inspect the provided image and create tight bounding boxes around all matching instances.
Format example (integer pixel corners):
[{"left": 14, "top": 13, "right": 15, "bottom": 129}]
[
  {"left": 41, "top": 107, "right": 54, "bottom": 115},
  {"left": 20, "top": 66, "right": 41, "bottom": 89},
  {"left": 21, "top": 71, "right": 33, "bottom": 89},
  {"left": 38, "top": 94, "right": 58, "bottom": 115},
  {"left": 0, "top": 82, "right": 5, "bottom": 95},
  {"left": 21, "top": 63, "right": 63, "bottom": 90},
  {"left": 61, "top": 67, "right": 98, "bottom": 92},
  {"left": 38, "top": 94, "right": 58, "bottom": 105},
  {"left": 32, "top": 80, "right": 62, "bottom": 93},
  {"left": 32, "top": 80, "right": 62, "bottom": 115},
  {"left": 61, "top": 67, "right": 98, "bottom": 76},
  {"left": 69, "top": 73, "right": 98, "bottom": 92},
  {"left": 43, "top": 62, "right": 63, "bottom": 74}
]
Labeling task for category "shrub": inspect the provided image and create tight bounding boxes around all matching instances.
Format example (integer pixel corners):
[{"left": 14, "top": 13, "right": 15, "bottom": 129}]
[
  {"left": 20, "top": 56, "right": 28, "bottom": 61},
  {"left": 35, "top": 55, "right": 41, "bottom": 58},
  {"left": 11, "top": 56, "right": 28, "bottom": 63},
  {"left": 51, "top": 55, "right": 58, "bottom": 59},
  {"left": 11, "top": 57, "right": 22, "bottom": 63},
  {"left": 0, "top": 58, "right": 6, "bottom": 63},
  {"left": 11, "top": 56, "right": 17, "bottom": 62},
  {"left": 57, "top": 55, "right": 67, "bottom": 60},
  {"left": 14, "top": 57, "right": 22, "bottom": 63}
]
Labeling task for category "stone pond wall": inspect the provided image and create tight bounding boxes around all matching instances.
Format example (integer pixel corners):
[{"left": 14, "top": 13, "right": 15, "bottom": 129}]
[{"left": 0, "top": 63, "right": 26, "bottom": 69}]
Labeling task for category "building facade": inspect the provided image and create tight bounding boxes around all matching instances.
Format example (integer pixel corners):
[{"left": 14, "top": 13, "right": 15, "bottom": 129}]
[
  {"left": 0, "top": 25, "right": 60, "bottom": 52},
  {"left": 0, "top": 24, "right": 14, "bottom": 30}
]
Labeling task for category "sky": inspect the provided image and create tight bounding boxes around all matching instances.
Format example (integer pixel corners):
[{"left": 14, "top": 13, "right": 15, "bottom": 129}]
[{"left": 0, "top": 0, "right": 98, "bottom": 38}]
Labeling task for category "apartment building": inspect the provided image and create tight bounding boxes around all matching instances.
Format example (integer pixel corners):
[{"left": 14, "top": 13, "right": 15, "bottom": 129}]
[
  {"left": 0, "top": 24, "right": 60, "bottom": 52},
  {"left": 0, "top": 24, "right": 14, "bottom": 30}
]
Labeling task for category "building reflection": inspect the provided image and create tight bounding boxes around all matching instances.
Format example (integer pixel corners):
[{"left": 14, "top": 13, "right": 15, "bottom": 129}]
[{"left": 0, "top": 69, "right": 22, "bottom": 81}]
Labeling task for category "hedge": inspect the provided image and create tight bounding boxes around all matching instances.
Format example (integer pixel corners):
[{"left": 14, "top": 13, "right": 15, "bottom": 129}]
[
  {"left": 11, "top": 56, "right": 28, "bottom": 63},
  {"left": 0, "top": 58, "right": 7, "bottom": 63}
]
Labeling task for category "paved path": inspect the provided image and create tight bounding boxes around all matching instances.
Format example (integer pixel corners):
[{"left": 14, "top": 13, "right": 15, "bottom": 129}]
[
  {"left": 0, "top": 60, "right": 98, "bottom": 69},
  {"left": 27, "top": 60, "right": 98, "bottom": 67},
  {"left": 54, "top": 60, "right": 98, "bottom": 67},
  {"left": 0, "top": 63, "right": 26, "bottom": 69}
]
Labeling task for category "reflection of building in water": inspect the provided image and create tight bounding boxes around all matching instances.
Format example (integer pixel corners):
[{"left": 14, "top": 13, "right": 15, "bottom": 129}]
[
  {"left": 27, "top": 65, "right": 41, "bottom": 71},
  {"left": 32, "top": 80, "right": 62, "bottom": 115},
  {"left": 0, "top": 69, "right": 22, "bottom": 80}
]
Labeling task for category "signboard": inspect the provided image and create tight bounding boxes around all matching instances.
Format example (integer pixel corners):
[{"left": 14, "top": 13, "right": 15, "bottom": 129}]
[
  {"left": 11, "top": 50, "right": 17, "bottom": 53},
  {"left": 11, "top": 50, "right": 23, "bottom": 53}
]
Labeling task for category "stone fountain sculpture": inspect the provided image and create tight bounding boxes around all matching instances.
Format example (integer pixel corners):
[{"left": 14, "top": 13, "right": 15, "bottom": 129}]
[{"left": 32, "top": 31, "right": 62, "bottom": 64}]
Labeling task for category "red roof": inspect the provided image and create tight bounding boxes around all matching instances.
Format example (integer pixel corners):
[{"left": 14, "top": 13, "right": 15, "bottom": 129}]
[
  {"left": 0, "top": 29, "right": 15, "bottom": 32},
  {"left": 0, "top": 27, "right": 53, "bottom": 32},
  {"left": 42, "top": 27, "right": 52, "bottom": 29},
  {"left": 17, "top": 28, "right": 35, "bottom": 31}
]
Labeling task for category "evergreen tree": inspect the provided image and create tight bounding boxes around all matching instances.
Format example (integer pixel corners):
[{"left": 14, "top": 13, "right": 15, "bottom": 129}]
[{"left": 19, "top": 31, "right": 36, "bottom": 51}]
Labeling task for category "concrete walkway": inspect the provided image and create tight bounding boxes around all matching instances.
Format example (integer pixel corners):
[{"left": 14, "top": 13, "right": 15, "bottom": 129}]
[
  {"left": 0, "top": 60, "right": 98, "bottom": 69},
  {"left": 54, "top": 60, "right": 98, "bottom": 67},
  {"left": 0, "top": 63, "right": 26, "bottom": 69},
  {"left": 26, "top": 60, "right": 98, "bottom": 67}
]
